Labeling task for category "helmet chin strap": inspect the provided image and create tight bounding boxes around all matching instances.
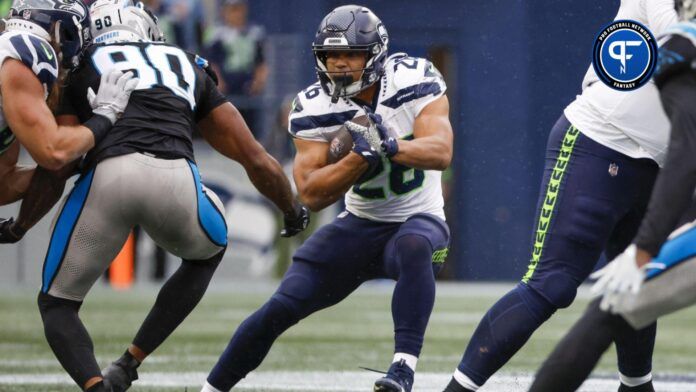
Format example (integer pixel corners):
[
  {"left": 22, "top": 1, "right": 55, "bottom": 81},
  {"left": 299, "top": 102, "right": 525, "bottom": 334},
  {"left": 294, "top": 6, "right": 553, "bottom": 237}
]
[{"left": 330, "top": 74, "right": 355, "bottom": 103}]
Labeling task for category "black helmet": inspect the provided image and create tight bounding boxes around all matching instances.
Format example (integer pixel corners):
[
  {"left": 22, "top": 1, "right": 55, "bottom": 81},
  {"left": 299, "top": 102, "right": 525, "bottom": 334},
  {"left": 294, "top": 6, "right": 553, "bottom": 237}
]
[
  {"left": 676, "top": 0, "right": 696, "bottom": 20},
  {"left": 312, "top": 5, "right": 388, "bottom": 102},
  {"left": 6, "top": 0, "right": 91, "bottom": 69}
]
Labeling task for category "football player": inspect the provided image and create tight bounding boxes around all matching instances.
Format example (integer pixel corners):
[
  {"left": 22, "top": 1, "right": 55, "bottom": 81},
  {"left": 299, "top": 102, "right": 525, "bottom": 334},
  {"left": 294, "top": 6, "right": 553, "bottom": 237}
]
[
  {"left": 529, "top": 1, "right": 696, "bottom": 390},
  {"left": 443, "top": 1, "right": 678, "bottom": 392},
  {"left": 3, "top": 1, "right": 309, "bottom": 391},
  {"left": 0, "top": 0, "right": 137, "bottom": 241},
  {"left": 202, "top": 5, "right": 453, "bottom": 392}
]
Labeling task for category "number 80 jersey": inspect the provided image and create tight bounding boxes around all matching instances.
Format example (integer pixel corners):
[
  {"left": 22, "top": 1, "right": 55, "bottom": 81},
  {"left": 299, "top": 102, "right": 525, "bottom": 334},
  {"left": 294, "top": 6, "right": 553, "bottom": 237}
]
[
  {"left": 58, "top": 42, "right": 227, "bottom": 170},
  {"left": 289, "top": 53, "right": 447, "bottom": 222}
]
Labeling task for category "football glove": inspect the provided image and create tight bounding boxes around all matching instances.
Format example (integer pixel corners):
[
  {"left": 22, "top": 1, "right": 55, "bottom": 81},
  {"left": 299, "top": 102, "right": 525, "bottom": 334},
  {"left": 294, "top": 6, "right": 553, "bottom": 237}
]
[
  {"left": 591, "top": 244, "right": 645, "bottom": 311},
  {"left": 281, "top": 203, "right": 310, "bottom": 237},
  {"left": 344, "top": 120, "right": 382, "bottom": 173},
  {"left": 0, "top": 217, "right": 25, "bottom": 244},
  {"left": 367, "top": 112, "right": 399, "bottom": 158},
  {"left": 87, "top": 69, "right": 140, "bottom": 124}
]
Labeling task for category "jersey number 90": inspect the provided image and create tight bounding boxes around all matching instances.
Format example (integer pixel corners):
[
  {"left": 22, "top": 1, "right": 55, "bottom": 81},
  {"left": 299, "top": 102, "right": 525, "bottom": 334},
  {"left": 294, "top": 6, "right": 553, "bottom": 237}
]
[{"left": 92, "top": 44, "right": 197, "bottom": 110}]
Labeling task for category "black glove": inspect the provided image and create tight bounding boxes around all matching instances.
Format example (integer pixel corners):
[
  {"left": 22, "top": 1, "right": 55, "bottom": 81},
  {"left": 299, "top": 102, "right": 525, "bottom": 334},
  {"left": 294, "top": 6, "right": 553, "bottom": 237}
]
[
  {"left": 281, "top": 203, "right": 310, "bottom": 237},
  {"left": 0, "top": 218, "right": 26, "bottom": 244}
]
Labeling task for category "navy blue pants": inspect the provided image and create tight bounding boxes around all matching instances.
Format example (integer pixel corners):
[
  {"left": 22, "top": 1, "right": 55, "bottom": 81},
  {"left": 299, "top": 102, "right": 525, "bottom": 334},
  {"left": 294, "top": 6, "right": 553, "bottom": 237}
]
[
  {"left": 459, "top": 115, "right": 660, "bottom": 385},
  {"left": 207, "top": 212, "right": 450, "bottom": 389}
]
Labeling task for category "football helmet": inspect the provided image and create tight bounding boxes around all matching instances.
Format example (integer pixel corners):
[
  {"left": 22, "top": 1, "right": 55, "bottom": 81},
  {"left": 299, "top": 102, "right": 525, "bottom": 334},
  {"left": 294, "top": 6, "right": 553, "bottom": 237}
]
[
  {"left": 5, "top": 0, "right": 91, "bottom": 68},
  {"left": 89, "top": 0, "right": 164, "bottom": 44},
  {"left": 312, "top": 5, "right": 389, "bottom": 102},
  {"left": 676, "top": 0, "right": 696, "bottom": 20}
]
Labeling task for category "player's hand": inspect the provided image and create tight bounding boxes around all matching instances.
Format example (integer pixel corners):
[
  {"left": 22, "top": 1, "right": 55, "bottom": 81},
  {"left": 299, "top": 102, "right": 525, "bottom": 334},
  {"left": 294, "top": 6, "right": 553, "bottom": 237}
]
[
  {"left": 366, "top": 112, "right": 399, "bottom": 158},
  {"left": 590, "top": 244, "right": 645, "bottom": 311},
  {"left": 281, "top": 203, "right": 310, "bottom": 237},
  {"left": 344, "top": 120, "right": 382, "bottom": 172},
  {"left": 0, "top": 218, "right": 26, "bottom": 244},
  {"left": 87, "top": 69, "right": 140, "bottom": 124}
]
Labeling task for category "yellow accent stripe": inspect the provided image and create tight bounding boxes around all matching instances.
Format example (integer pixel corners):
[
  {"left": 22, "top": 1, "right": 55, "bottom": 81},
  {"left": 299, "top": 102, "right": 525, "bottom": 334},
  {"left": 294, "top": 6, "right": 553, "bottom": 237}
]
[
  {"left": 432, "top": 248, "right": 449, "bottom": 264},
  {"left": 522, "top": 124, "right": 580, "bottom": 283}
]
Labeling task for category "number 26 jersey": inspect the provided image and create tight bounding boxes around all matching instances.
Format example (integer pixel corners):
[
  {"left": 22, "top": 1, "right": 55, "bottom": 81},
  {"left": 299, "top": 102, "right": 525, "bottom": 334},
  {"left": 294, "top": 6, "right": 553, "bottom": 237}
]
[
  {"left": 58, "top": 42, "right": 228, "bottom": 170},
  {"left": 289, "top": 53, "right": 447, "bottom": 222}
]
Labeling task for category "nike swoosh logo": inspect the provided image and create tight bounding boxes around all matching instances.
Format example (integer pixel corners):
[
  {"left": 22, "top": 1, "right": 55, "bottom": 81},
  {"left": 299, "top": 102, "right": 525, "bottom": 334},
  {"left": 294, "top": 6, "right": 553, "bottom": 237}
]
[{"left": 40, "top": 42, "right": 54, "bottom": 61}]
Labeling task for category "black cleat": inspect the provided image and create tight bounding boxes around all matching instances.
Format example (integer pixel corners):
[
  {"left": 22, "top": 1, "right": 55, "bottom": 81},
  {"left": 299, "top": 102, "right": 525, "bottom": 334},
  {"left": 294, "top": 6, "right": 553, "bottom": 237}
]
[
  {"left": 373, "top": 359, "right": 414, "bottom": 392},
  {"left": 102, "top": 351, "right": 140, "bottom": 392},
  {"left": 443, "top": 377, "right": 475, "bottom": 392}
]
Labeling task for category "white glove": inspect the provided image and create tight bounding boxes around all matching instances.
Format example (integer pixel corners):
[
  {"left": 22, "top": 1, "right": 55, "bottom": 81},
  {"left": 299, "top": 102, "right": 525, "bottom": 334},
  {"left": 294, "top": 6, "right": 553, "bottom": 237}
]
[
  {"left": 87, "top": 69, "right": 139, "bottom": 124},
  {"left": 343, "top": 119, "right": 384, "bottom": 153},
  {"left": 590, "top": 244, "right": 645, "bottom": 311}
]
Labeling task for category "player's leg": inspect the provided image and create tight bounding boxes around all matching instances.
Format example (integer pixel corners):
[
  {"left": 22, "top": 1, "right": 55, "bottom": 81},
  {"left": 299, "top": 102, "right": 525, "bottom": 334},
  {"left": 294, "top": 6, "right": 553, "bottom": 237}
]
[
  {"left": 38, "top": 165, "right": 133, "bottom": 391},
  {"left": 605, "top": 190, "right": 659, "bottom": 392},
  {"left": 445, "top": 116, "right": 632, "bottom": 391},
  {"left": 374, "top": 214, "right": 450, "bottom": 392},
  {"left": 101, "top": 157, "right": 228, "bottom": 391},
  {"left": 204, "top": 213, "right": 397, "bottom": 392}
]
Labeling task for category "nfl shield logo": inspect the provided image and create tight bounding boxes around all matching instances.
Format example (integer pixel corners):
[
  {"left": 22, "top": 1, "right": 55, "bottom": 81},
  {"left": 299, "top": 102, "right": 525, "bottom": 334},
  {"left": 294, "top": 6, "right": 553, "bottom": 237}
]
[{"left": 608, "top": 163, "right": 619, "bottom": 177}]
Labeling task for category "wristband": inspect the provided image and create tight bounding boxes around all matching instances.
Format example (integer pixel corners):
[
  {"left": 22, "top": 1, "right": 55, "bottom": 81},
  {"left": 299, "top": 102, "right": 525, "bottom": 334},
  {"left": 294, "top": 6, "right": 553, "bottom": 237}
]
[{"left": 84, "top": 114, "right": 113, "bottom": 146}]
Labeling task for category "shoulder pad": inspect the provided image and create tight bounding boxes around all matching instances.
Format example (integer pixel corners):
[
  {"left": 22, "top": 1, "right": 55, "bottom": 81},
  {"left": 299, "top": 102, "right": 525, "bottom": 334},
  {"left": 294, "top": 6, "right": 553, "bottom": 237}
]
[
  {"left": 0, "top": 32, "right": 59, "bottom": 93},
  {"left": 288, "top": 83, "right": 358, "bottom": 140},
  {"left": 382, "top": 55, "right": 446, "bottom": 109}
]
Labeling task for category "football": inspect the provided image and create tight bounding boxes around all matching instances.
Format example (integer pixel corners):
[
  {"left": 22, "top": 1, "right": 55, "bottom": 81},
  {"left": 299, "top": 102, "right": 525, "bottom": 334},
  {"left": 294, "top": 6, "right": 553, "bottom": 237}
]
[{"left": 327, "top": 115, "right": 371, "bottom": 164}]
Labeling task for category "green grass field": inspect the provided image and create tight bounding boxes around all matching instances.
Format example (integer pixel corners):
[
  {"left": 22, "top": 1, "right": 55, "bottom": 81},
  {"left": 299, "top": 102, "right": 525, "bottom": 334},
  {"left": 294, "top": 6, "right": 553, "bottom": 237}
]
[{"left": 0, "top": 282, "right": 694, "bottom": 391}]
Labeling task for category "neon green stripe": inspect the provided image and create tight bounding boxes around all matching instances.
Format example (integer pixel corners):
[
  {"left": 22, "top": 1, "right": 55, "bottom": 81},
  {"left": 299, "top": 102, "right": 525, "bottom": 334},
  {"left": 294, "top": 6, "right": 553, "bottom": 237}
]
[
  {"left": 432, "top": 248, "right": 449, "bottom": 264},
  {"left": 522, "top": 124, "right": 580, "bottom": 283}
]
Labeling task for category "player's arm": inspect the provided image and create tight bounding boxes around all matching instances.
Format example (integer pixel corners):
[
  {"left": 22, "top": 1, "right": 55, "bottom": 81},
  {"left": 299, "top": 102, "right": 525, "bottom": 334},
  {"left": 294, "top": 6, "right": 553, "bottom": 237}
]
[
  {"left": 198, "top": 102, "right": 299, "bottom": 217},
  {"left": 0, "top": 115, "right": 80, "bottom": 243},
  {"left": 292, "top": 138, "right": 368, "bottom": 211},
  {"left": 645, "top": 0, "right": 678, "bottom": 36},
  {"left": 0, "top": 141, "right": 35, "bottom": 205},
  {"left": 0, "top": 60, "right": 135, "bottom": 171},
  {"left": 632, "top": 71, "right": 696, "bottom": 261},
  {"left": 389, "top": 95, "right": 453, "bottom": 171}
]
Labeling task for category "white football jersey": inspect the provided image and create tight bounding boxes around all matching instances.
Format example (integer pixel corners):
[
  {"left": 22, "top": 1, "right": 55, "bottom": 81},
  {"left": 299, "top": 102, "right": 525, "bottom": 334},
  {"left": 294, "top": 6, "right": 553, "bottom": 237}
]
[
  {"left": 289, "top": 53, "right": 447, "bottom": 222},
  {"left": 0, "top": 31, "right": 59, "bottom": 155},
  {"left": 564, "top": 0, "right": 677, "bottom": 166}
]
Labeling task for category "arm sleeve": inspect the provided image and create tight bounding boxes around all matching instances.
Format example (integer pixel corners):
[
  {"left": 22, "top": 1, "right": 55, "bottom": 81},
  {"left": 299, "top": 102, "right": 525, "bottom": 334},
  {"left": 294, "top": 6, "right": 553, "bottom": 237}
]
[
  {"left": 634, "top": 72, "right": 696, "bottom": 254},
  {"left": 645, "top": 0, "right": 679, "bottom": 36}
]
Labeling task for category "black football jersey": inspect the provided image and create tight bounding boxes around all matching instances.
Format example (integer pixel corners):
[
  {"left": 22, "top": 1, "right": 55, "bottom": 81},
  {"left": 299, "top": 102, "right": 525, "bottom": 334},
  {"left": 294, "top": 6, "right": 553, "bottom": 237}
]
[
  {"left": 58, "top": 41, "right": 228, "bottom": 170},
  {"left": 654, "top": 23, "right": 696, "bottom": 89}
]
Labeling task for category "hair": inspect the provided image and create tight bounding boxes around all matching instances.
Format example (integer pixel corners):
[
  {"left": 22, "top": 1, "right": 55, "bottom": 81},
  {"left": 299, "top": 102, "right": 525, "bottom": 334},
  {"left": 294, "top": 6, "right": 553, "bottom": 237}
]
[{"left": 46, "top": 21, "right": 69, "bottom": 113}]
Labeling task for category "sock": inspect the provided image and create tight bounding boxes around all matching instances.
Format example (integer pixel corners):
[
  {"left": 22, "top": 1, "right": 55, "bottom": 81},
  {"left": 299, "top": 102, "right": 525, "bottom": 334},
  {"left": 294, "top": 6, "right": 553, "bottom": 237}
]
[
  {"left": 620, "top": 372, "right": 652, "bottom": 387},
  {"left": 389, "top": 234, "right": 437, "bottom": 356},
  {"left": 38, "top": 292, "right": 102, "bottom": 388},
  {"left": 615, "top": 320, "right": 656, "bottom": 382},
  {"left": 458, "top": 283, "right": 556, "bottom": 386},
  {"left": 201, "top": 381, "right": 225, "bottom": 392},
  {"left": 393, "top": 352, "right": 418, "bottom": 372},
  {"left": 132, "top": 250, "right": 223, "bottom": 353}
]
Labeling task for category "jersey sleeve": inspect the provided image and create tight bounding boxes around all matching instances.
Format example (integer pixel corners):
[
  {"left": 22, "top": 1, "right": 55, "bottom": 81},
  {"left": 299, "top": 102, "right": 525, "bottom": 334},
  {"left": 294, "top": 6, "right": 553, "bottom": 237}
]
[
  {"left": 644, "top": 0, "right": 678, "bottom": 36},
  {"left": 382, "top": 56, "right": 447, "bottom": 117},
  {"left": 193, "top": 55, "right": 229, "bottom": 122},
  {"left": 0, "top": 32, "right": 59, "bottom": 96}
]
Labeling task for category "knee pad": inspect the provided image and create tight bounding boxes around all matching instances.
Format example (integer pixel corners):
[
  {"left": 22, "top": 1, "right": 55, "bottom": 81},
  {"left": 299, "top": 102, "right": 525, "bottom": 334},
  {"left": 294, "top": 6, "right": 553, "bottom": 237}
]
[
  {"left": 384, "top": 234, "right": 433, "bottom": 277},
  {"left": 528, "top": 271, "right": 579, "bottom": 309}
]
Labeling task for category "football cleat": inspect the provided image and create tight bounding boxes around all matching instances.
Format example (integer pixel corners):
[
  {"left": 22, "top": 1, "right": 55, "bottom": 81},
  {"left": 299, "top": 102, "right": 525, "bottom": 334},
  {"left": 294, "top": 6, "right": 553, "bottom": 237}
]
[
  {"left": 373, "top": 359, "right": 414, "bottom": 392},
  {"left": 102, "top": 352, "right": 140, "bottom": 392}
]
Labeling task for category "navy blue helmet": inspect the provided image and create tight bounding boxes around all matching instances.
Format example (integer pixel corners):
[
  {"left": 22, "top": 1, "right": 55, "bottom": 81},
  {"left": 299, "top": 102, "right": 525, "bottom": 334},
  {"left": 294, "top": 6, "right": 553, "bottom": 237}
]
[
  {"left": 6, "top": 0, "right": 91, "bottom": 69},
  {"left": 312, "top": 5, "right": 389, "bottom": 102}
]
